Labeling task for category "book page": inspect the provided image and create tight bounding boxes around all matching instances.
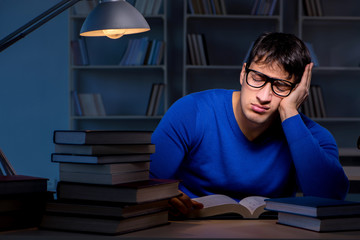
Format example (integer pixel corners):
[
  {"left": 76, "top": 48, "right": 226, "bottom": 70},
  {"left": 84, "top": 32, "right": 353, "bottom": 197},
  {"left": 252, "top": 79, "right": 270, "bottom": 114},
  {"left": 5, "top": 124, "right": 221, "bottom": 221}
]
[
  {"left": 192, "top": 194, "right": 238, "bottom": 208},
  {"left": 239, "top": 196, "right": 268, "bottom": 215}
]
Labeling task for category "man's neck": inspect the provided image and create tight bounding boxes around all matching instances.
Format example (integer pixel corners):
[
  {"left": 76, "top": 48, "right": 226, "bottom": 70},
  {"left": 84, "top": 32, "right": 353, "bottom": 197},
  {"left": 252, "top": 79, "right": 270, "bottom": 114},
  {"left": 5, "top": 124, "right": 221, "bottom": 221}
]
[{"left": 232, "top": 91, "right": 273, "bottom": 141}]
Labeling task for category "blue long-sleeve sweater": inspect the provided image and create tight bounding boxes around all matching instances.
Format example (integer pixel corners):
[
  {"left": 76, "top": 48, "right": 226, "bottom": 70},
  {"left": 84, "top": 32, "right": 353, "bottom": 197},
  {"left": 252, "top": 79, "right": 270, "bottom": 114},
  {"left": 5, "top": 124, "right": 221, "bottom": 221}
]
[{"left": 150, "top": 89, "right": 349, "bottom": 200}]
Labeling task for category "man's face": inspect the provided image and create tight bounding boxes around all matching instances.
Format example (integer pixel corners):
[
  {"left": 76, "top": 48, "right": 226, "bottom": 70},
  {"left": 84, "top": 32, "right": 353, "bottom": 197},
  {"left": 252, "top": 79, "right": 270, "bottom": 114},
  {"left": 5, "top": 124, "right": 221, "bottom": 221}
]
[{"left": 239, "top": 61, "right": 295, "bottom": 127}]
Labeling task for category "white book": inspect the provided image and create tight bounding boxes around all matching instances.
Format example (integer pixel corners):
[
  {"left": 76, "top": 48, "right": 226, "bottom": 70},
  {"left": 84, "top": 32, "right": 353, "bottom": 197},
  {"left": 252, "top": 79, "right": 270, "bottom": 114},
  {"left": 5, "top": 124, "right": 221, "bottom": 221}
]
[{"left": 78, "top": 93, "right": 98, "bottom": 116}]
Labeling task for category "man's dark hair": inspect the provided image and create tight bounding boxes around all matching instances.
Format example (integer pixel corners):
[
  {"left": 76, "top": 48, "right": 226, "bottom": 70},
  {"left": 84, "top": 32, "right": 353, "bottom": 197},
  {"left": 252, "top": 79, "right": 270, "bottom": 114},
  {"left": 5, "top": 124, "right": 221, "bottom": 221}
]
[{"left": 246, "top": 32, "right": 311, "bottom": 84}]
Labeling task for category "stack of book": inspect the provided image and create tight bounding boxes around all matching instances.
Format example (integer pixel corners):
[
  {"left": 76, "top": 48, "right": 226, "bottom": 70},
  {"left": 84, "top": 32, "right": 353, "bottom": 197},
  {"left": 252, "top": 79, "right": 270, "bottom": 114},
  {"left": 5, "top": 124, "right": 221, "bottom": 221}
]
[
  {"left": 40, "top": 130, "right": 180, "bottom": 235},
  {"left": 265, "top": 196, "right": 360, "bottom": 232}
]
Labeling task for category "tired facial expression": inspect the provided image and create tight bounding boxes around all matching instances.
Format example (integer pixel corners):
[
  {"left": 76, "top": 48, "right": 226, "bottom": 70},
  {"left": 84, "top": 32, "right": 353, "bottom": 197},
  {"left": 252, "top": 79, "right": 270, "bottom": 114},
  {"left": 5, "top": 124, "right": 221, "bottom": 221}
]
[{"left": 239, "top": 61, "right": 295, "bottom": 128}]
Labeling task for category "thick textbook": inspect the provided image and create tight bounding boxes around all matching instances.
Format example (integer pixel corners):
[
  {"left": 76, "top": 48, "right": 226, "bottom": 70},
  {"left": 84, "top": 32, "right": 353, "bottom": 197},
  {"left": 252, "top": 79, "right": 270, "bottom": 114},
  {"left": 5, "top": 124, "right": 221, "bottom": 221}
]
[
  {"left": 277, "top": 212, "right": 360, "bottom": 232},
  {"left": 59, "top": 170, "right": 150, "bottom": 185},
  {"left": 265, "top": 196, "right": 360, "bottom": 217},
  {"left": 51, "top": 153, "right": 151, "bottom": 164},
  {"left": 53, "top": 130, "right": 152, "bottom": 145},
  {"left": 40, "top": 210, "right": 169, "bottom": 235},
  {"left": 187, "top": 194, "right": 269, "bottom": 219},
  {"left": 57, "top": 179, "right": 180, "bottom": 203},
  {"left": 45, "top": 199, "right": 169, "bottom": 218},
  {"left": 59, "top": 161, "right": 150, "bottom": 174},
  {"left": 54, "top": 143, "right": 156, "bottom": 155}
]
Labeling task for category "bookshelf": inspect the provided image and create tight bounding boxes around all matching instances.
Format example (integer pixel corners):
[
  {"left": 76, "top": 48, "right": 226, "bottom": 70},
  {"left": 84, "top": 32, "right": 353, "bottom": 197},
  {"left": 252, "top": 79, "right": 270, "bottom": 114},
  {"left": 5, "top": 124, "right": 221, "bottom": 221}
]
[
  {"left": 297, "top": 0, "right": 360, "bottom": 158},
  {"left": 69, "top": 0, "right": 167, "bottom": 131},
  {"left": 182, "top": 0, "right": 283, "bottom": 96}
]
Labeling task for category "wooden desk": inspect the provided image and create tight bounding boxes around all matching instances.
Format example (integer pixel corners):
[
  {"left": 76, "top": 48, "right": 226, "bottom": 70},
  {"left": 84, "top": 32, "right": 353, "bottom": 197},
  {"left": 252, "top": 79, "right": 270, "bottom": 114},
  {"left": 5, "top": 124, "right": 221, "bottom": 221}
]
[{"left": 1, "top": 219, "right": 360, "bottom": 240}]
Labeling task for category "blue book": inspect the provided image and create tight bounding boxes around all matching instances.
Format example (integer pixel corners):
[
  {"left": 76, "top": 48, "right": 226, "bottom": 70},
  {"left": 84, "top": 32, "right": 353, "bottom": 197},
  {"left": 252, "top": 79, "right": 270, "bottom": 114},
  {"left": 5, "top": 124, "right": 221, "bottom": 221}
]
[
  {"left": 151, "top": 40, "right": 163, "bottom": 65},
  {"left": 305, "top": 42, "right": 320, "bottom": 67},
  {"left": 119, "top": 39, "right": 134, "bottom": 66},
  {"left": 187, "top": 0, "right": 195, "bottom": 14},
  {"left": 72, "top": 90, "right": 82, "bottom": 116},
  {"left": 265, "top": 196, "right": 360, "bottom": 218},
  {"left": 147, "top": 39, "right": 158, "bottom": 65},
  {"left": 125, "top": 39, "right": 141, "bottom": 66},
  {"left": 133, "top": 37, "right": 149, "bottom": 65}
]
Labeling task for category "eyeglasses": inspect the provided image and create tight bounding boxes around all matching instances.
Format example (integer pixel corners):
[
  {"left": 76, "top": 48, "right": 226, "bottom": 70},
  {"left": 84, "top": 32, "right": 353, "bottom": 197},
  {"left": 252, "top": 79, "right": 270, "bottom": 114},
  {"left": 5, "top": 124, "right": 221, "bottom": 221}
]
[{"left": 245, "top": 68, "right": 296, "bottom": 97}]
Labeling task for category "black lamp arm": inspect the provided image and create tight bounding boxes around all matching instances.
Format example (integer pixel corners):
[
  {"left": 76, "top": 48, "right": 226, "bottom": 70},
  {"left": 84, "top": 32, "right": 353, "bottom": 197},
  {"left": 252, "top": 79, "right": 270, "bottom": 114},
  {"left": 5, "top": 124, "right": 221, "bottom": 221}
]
[{"left": 0, "top": 0, "right": 82, "bottom": 53}]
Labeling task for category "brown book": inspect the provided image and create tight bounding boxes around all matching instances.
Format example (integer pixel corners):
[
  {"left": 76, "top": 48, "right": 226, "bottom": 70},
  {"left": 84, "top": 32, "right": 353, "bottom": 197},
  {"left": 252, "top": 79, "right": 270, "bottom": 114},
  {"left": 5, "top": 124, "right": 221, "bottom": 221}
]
[
  {"left": 0, "top": 175, "right": 47, "bottom": 195},
  {"left": 59, "top": 170, "right": 150, "bottom": 185},
  {"left": 51, "top": 153, "right": 151, "bottom": 164},
  {"left": 57, "top": 179, "right": 180, "bottom": 203},
  {"left": 59, "top": 161, "right": 150, "bottom": 174},
  {"left": 53, "top": 130, "right": 152, "bottom": 145},
  {"left": 45, "top": 198, "right": 169, "bottom": 218},
  {"left": 54, "top": 143, "right": 155, "bottom": 155},
  {"left": 40, "top": 210, "right": 169, "bottom": 235}
]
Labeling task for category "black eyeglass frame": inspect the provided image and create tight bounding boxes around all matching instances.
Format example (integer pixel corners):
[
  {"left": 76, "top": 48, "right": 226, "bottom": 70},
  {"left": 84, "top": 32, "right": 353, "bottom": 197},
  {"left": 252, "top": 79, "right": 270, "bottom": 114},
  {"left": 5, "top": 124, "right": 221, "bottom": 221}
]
[{"left": 245, "top": 67, "right": 296, "bottom": 97}]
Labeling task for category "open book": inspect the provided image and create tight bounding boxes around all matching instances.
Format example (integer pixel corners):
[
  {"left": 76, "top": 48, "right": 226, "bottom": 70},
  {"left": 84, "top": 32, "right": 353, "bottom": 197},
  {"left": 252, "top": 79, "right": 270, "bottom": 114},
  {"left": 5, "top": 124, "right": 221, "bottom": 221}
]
[{"left": 187, "top": 194, "right": 269, "bottom": 219}]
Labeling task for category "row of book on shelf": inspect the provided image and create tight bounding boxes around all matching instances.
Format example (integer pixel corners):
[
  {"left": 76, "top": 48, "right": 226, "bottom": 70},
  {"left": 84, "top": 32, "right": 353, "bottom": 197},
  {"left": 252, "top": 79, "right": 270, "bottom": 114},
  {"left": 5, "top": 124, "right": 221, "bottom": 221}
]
[
  {"left": 301, "top": 85, "right": 326, "bottom": 118},
  {"left": 72, "top": 83, "right": 164, "bottom": 117},
  {"left": 303, "top": 0, "right": 323, "bottom": 17},
  {"left": 250, "top": 0, "right": 278, "bottom": 16},
  {"left": 188, "top": 0, "right": 278, "bottom": 16},
  {"left": 134, "top": 0, "right": 163, "bottom": 16},
  {"left": 72, "top": 91, "right": 106, "bottom": 117},
  {"left": 70, "top": 37, "right": 165, "bottom": 66},
  {"left": 39, "top": 130, "right": 180, "bottom": 235},
  {"left": 187, "top": 0, "right": 227, "bottom": 15},
  {"left": 73, "top": 0, "right": 163, "bottom": 16},
  {"left": 119, "top": 37, "right": 165, "bottom": 66},
  {"left": 187, "top": 33, "right": 209, "bottom": 65}
]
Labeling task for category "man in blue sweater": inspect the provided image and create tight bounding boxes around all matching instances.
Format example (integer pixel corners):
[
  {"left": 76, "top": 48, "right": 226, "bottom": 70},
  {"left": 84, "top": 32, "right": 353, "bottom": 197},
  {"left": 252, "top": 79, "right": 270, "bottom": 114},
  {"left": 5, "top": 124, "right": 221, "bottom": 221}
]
[{"left": 150, "top": 32, "right": 349, "bottom": 216}]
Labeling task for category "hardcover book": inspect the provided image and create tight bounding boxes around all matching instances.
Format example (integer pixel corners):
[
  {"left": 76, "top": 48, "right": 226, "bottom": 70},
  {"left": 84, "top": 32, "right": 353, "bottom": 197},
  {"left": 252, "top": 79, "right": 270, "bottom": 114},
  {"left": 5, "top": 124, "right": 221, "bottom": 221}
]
[
  {"left": 277, "top": 212, "right": 360, "bottom": 232},
  {"left": 55, "top": 143, "right": 156, "bottom": 155},
  {"left": 51, "top": 153, "right": 151, "bottom": 164},
  {"left": 265, "top": 196, "right": 360, "bottom": 217},
  {"left": 57, "top": 179, "right": 180, "bottom": 204},
  {"left": 59, "top": 161, "right": 150, "bottom": 174},
  {"left": 40, "top": 210, "right": 169, "bottom": 235},
  {"left": 53, "top": 130, "right": 152, "bottom": 145},
  {"left": 45, "top": 198, "right": 169, "bottom": 218},
  {"left": 59, "top": 170, "right": 150, "bottom": 185}
]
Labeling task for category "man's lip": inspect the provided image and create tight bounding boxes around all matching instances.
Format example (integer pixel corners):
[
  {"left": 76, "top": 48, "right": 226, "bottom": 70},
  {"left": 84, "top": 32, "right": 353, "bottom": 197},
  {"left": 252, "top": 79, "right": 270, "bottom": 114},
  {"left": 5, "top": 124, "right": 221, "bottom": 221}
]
[{"left": 251, "top": 104, "right": 270, "bottom": 113}]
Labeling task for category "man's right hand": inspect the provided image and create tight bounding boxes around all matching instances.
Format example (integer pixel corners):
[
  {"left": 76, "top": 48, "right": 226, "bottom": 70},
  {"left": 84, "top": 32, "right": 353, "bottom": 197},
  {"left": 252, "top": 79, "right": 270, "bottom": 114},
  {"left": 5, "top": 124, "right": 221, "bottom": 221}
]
[{"left": 168, "top": 190, "right": 204, "bottom": 217}]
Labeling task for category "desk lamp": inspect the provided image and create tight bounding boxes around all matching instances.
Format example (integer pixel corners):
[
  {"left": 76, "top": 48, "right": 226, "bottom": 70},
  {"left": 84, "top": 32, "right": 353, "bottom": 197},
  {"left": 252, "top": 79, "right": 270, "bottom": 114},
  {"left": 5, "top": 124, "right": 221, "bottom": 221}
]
[{"left": 0, "top": 0, "right": 150, "bottom": 52}]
